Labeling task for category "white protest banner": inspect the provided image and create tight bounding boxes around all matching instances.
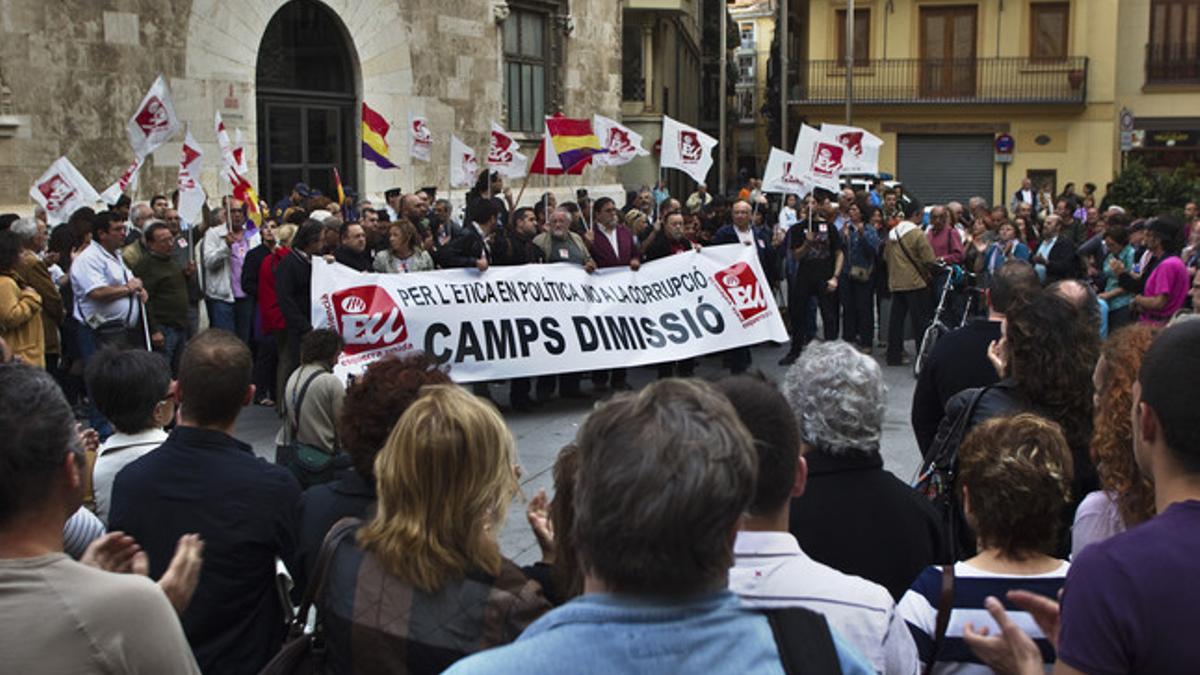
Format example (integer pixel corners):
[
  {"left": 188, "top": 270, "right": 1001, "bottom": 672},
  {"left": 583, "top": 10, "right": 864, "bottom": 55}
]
[
  {"left": 450, "top": 135, "right": 478, "bottom": 188},
  {"left": 660, "top": 115, "right": 718, "bottom": 184},
  {"left": 790, "top": 124, "right": 844, "bottom": 193},
  {"left": 215, "top": 111, "right": 237, "bottom": 172},
  {"left": 761, "top": 147, "right": 812, "bottom": 197},
  {"left": 592, "top": 114, "right": 649, "bottom": 167},
  {"left": 409, "top": 113, "right": 433, "bottom": 162},
  {"left": 819, "top": 123, "right": 883, "bottom": 175},
  {"left": 126, "top": 75, "right": 181, "bottom": 158},
  {"left": 311, "top": 243, "right": 788, "bottom": 383},
  {"left": 176, "top": 131, "right": 205, "bottom": 224},
  {"left": 232, "top": 128, "right": 250, "bottom": 175},
  {"left": 99, "top": 156, "right": 145, "bottom": 205},
  {"left": 29, "top": 157, "right": 101, "bottom": 224},
  {"left": 488, "top": 122, "right": 527, "bottom": 179}
]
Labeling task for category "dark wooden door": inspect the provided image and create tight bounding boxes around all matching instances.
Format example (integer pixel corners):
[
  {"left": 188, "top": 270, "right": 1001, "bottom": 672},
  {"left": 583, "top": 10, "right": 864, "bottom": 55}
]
[{"left": 920, "top": 5, "right": 978, "bottom": 98}]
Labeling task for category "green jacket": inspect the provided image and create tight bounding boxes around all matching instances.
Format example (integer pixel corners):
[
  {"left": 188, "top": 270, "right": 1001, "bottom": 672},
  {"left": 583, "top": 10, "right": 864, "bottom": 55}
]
[{"left": 134, "top": 252, "right": 189, "bottom": 332}]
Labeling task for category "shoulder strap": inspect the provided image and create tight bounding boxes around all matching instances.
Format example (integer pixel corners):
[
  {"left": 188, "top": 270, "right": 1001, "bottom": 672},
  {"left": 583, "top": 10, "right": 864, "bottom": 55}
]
[
  {"left": 924, "top": 564, "right": 957, "bottom": 675},
  {"left": 288, "top": 517, "right": 360, "bottom": 636},
  {"left": 762, "top": 607, "right": 843, "bottom": 675},
  {"left": 895, "top": 228, "right": 932, "bottom": 283},
  {"left": 287, "top": 369, "right": 325, "bottom": 437}
]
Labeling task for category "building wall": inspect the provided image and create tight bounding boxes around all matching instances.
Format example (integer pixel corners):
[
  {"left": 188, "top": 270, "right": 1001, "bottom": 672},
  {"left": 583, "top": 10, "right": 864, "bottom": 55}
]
[
  {"left": 0, "top": 0, "right": 623, "bottom": 213},
  {"left": 793, "top": 0, "right": 1170, "bottom": 206}
]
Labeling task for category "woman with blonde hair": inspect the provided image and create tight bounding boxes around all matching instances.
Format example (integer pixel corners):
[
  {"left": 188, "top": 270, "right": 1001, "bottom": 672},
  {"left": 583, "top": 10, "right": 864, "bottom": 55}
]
[
  {"left": 319, "top": 384, "right": 550, "bottom": 674},
  {"left": 1071, "top": 324, "right": 1158, "bottom": 556}
]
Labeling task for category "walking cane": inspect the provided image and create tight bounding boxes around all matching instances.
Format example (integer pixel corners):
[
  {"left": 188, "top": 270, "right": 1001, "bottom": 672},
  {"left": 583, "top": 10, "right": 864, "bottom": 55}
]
[{"left": 139, "top": 298, "right": 152, "bottom": 351}]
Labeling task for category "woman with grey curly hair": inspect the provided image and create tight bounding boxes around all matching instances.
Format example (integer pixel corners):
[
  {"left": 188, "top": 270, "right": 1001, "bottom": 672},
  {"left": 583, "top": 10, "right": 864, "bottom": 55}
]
[{"left": 785, "top": 341, "right": 946, "bottom": 600}]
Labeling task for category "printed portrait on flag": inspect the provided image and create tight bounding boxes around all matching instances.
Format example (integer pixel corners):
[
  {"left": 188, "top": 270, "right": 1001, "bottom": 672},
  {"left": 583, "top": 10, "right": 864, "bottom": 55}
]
[
  {"left": 38, "top": 176, "right": 75, "bottom": 213},
  {"left": 134, "top": 97, "right": 171, "bottom": 135},
  {"left": 836, "top": 131, "right": 865, "bottom": 158},
  {"left": 810, "top": 142, "right": 844, "bottom": 178},
  {"left": 488, "top": 130, "right": 515, "bottom": 164},
  {"left": 680, "top": 130, "right": 703, "bottom": 163}
]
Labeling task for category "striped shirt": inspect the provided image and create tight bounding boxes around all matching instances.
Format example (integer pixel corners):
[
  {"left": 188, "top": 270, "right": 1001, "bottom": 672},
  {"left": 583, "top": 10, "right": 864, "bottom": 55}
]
[
  {"left": 62, "top": 507, "right": 105, "bottom": 559},
  {"left": 897, "top": 561, "right": 1068, "bottom": 674}
]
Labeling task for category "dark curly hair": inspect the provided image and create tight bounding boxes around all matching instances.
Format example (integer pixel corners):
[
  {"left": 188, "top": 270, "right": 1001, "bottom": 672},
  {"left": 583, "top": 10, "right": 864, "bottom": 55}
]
[
  {"left": 958, "top": 413, "right": 1074, "bottom": 558},
  {"left": 1091, "top": 324, "right": 1157, "bottom": 529},
  {"left": 337, "top": 353, "right": 452, "bottom": 481},
  {"left": 1004, "top": 293, "right": 1100, "bottom": 465}
]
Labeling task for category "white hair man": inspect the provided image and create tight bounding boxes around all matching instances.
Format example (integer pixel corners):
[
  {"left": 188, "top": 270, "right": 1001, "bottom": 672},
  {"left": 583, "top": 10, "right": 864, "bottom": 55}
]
[{"left": 784, "top": 340, "right": 946, "bottom": 600}]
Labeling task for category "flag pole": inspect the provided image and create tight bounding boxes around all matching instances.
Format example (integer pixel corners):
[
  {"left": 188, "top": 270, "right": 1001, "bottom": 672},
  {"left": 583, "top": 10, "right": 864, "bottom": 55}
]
[
  {"left": 655, "top": 165, "right": 664, "bottom": 226},
  {"left": 515, "top": 170, "right": 533, "bottom": 208}
]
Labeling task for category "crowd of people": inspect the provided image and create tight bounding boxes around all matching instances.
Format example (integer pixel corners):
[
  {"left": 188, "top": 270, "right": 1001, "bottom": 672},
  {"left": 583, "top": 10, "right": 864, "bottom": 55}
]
[{"left": 1, "top": 168, "right": 1199, "bottom": 674}]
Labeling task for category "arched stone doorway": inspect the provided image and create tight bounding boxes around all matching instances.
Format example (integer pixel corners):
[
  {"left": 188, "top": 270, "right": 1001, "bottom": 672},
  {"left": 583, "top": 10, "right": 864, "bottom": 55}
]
[{"left": 255, "top": 0, "right": 358, "bottom": 206}]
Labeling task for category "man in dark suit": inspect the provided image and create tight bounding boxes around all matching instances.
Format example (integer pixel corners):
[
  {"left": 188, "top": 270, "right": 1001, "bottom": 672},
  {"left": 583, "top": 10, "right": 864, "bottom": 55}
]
[
  {"left": 435, "top": 199, "right": 495, "bottom": 271},
  {"left": 714, "top": 200, "right": 777, "bottom": 373},
  {"left": 1033, "top": 214, "right": 1079, "bottom": 284},
  {"left": 587, "top": 197, "right": 640, "bottom": 391}
]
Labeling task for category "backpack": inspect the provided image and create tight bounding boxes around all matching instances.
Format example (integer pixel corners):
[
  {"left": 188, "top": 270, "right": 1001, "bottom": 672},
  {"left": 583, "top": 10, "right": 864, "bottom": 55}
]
[
  {"left": 913, "top": 385, "right": 990, "bottom": 561},
  {"left": 760, "top": 606, "right": 843, "bottom": 675}
]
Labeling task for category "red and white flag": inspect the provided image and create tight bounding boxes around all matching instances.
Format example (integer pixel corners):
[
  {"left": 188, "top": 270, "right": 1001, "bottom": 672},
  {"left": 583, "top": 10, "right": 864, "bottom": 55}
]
[
  {"left": 232, "top": 128, "right": 250, "bottom": 176},
  {"left": 819, "top": 123, "right": 883, "bottom": 175},
  {"left": 176, "top": 131, "right": 206, "bottom": 225},
  {"left": 660, "top": 115, "right": 717, "bottom": 185},
  {"left": 488, "top": 122, "right": 527, "bottom": 179},
  {"left": 126, "top": 75, "right": 181, "bottom": 158},
  {"left": 592, "top": 114, "right": 649, "bottom": 167},
  {"left": 761, "top": 147, "right": 812, "bottom": 197},
  {"left": 29, "top": 157, "right": 100, "bottom": 224},
  {"left": 214, "top": 111, "right": 237, "bottom": 175},
  {"left": 99, "top": 156, "right": 145, "bottom": 205},
  {"left": 450, "top": 135, "right": 478, "bottom": 188},
  {"left": 410, "top": 113, "right": 433, "bottom": 162},
  {"left": 790, "top": 124, "right": 844, "bottom": 193}
]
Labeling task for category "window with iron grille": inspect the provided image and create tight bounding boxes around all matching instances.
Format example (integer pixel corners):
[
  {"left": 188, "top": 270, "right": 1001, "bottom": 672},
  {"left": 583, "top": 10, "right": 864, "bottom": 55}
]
[{"left": 1148, "top": 0, "right": 1200, "bottom": 82}]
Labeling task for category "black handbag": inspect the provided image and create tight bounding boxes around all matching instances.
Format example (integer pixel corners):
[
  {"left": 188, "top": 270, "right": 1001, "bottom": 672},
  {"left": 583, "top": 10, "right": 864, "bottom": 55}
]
[{"left": 258, "top": 518, "right": 360, "bottom": 675}]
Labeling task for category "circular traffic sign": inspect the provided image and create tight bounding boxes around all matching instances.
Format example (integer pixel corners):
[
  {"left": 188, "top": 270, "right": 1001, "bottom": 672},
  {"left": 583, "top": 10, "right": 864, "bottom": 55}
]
[{"left": 995, "top": 133, "right": 1015, "bottom": 154}]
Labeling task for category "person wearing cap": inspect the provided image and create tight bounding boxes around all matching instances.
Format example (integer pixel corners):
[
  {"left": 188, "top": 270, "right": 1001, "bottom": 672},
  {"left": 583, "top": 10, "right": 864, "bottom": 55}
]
[{"left": 273, "top": 183, "right": 309, "bottom": 220}]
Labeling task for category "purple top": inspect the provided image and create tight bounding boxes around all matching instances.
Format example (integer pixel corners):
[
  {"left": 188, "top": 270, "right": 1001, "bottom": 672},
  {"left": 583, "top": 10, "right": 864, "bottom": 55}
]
[
  {"left": 1140, "top": 255, "right": 1189, "bottom": 324},
  {"left": 229, "top": 227, "right": 257, "bottom": 298},
  {"left": 1058, "top": 500, "right": 1200, "bottom": 674}
]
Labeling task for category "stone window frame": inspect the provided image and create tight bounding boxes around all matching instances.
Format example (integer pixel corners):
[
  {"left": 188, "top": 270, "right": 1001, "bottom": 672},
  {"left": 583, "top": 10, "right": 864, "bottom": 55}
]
[{"left": 501, "top": 0, "right": 569, "bottom": 134}]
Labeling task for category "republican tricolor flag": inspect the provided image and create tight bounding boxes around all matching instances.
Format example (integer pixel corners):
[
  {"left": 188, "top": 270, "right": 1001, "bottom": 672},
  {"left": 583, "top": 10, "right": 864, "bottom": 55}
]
[
  {"left": 545, "top": 115, "right": 603, "bottom": 172},
  {"left": 362, "top": 102, "right": 398, "bottom": 170}
]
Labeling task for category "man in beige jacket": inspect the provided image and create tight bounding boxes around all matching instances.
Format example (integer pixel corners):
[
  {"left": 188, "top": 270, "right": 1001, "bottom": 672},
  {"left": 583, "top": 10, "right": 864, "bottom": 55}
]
[{"left": 884, "top": 202, "right": 936, "bottom": 366}]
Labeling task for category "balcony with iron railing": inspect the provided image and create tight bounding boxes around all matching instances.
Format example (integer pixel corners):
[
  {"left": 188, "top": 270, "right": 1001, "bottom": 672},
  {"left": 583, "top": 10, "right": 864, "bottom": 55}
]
[
  {"left": 1146, "top": 43, "right": 1200, "bottom": 84},
  {"left": 786, "top": 56, "right": 1089, "bottom": 105}
]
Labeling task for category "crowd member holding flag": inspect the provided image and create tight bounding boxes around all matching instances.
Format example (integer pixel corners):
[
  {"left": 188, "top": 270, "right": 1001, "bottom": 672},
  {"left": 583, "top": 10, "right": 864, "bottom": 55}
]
[
  {"left": 200, "top": 199, "right": 259, "bottom": 340},
  {"left": 714, "top": 201, "right": 778, "bottom": 374}
]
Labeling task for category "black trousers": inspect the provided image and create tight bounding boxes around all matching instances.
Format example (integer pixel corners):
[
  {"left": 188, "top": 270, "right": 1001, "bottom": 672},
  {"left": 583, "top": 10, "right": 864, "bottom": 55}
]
[
  {"left": 591, "top": 368, "right": 627, "bottom": 388},
  {"left": 840, "top": 278, "right": 875, "bottom": 348},
  {"left": 887, "top": 288, "right": 933, "bottom": 362},
  {"left": 788, "top": 278, "right": 839, "bottom": 348}
]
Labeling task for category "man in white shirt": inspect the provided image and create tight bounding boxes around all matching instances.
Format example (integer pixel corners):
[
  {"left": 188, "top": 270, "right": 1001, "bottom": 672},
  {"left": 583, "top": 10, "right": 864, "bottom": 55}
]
[
  {"left": 720, "top": 375, "right": 919, "bottom": 675},
  {"left": 70, "top": 210, "right": 147, "bottom": 353},
  {"left": 85, "top": 348, "right": 173, "bottom": 524},
  {"left": 201, "top": 198, "right": 259, "bottom": 336},
  {"left": 1011, "top": 176, "right": 1036, "bottom": 214}
]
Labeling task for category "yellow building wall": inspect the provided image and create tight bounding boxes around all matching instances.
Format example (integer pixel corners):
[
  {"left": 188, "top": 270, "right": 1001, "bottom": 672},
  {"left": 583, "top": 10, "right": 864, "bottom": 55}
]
[
  {"left": 797, "top": 0, "right": 1133, "bottom": 206},
  {"left": 1114, "top": 0, "right": 1200, "bottom": 117}
]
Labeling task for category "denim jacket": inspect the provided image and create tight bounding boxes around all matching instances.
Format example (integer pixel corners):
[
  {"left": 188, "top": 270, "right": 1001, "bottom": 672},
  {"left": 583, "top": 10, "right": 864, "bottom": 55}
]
[
  {"left": 445, "top": 591, "right": 874, "bottom": 675},
  {"left": 841, "top": 222, "right": 881, "bottom": 275}
]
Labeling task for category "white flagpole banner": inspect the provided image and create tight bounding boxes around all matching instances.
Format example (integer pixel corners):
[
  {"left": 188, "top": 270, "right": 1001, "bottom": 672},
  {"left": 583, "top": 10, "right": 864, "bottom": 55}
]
[
  {"left": 176, "top": 131, "right": 206, "bottom": 225},
  {"left": 761, "top": 147, "right": 812, "bottom": 197},
  {"left": 660, "top": 115, "right": 718, "bottom": 184},
  {"left": 592, "top": 114, "right": 649, "bottom": 167},
  {"left": 312, "top": 244, "right": 788, "bottom": 383},
  {"left": 488, "top": 122, "right": 527, "bottom": 179},
  {"left": 99, "top": 156, "right": 146, "bottom": 205},
  {"left": 126, "top": 75, "right": 181, "bottom": 158},
  {"left": 215, "top": 111, "right": 237, "bottom": 174},
  {"left": 30, "top": 156, "right": 101, "bottom": 224},
  {"left": 819, "top": 123, "right": 883, "bottom": 176},
  {"left": 232, "top": 128, "right": 250, "bottom": 175},
  {"left": 790, "top": 124, "right": 844, "bottom": 193},
  {"left": 450, "top": 134, "right": 478, "bottom": 188},
  {"left": 409, "top": 113, "right": 433, "bottom": 162}
]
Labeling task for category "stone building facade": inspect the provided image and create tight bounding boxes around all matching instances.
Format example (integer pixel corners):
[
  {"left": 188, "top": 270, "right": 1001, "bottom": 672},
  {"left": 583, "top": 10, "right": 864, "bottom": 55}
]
[{"left": 0, "top": 0, "right": 623, "bottom": 213}]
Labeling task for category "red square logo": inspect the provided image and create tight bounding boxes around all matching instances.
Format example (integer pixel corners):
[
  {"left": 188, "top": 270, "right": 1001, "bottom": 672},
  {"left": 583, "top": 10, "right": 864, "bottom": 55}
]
[
  {"left": 330, "top": 285, "right": 408, "bottom": 355},
  {"left": 713, "top": 262, "right": 769, "bottom": 325}
]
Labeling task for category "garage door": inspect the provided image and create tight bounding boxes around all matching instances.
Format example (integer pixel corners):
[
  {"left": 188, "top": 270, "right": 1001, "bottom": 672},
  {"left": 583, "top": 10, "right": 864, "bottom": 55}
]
[{"left": 896, "top": 135, "right": 993, "bottom": 207}]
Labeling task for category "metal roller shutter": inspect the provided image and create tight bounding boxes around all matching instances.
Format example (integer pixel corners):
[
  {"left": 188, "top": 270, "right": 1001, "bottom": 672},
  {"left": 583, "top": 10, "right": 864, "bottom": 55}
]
[{"left": 896, "top": 135, "right": 994, "bottom": 207}]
